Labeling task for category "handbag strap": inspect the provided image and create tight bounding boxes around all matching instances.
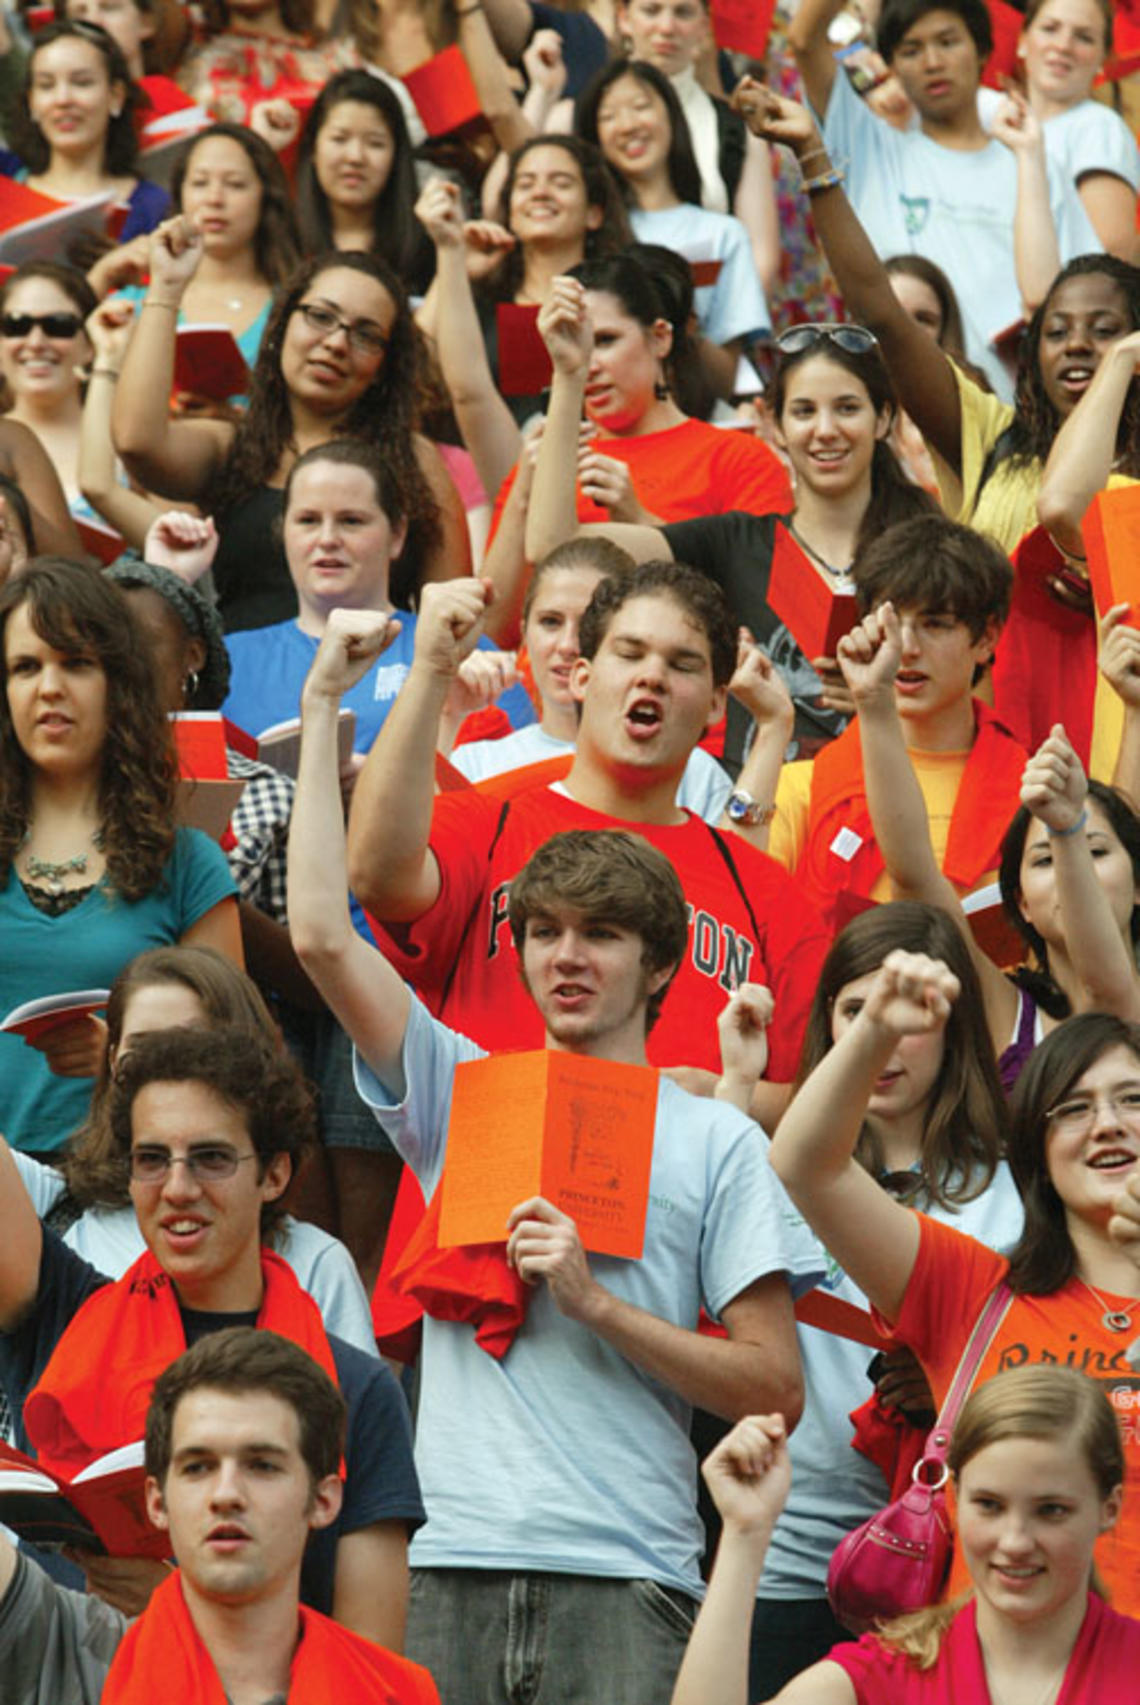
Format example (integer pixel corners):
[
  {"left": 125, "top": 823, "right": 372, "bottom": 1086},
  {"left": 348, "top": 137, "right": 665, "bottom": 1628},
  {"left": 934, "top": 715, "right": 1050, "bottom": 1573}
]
[{"left": 920, "top": 1282, "right": 1013, "bottom": 1473}]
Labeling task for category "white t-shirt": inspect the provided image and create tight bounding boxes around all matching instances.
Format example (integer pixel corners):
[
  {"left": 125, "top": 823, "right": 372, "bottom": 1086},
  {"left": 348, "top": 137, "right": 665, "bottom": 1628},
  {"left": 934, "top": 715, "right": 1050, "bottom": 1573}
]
[
  {"left": 977, "top": 88, "right": 1140, "bottom": 193},
  {"left": 629, "top": 202, "right": 770, "bottom": 345},
  {"left": 451, "top": 723, "right": 733, "bottom": 823},
  {"left": 824, "top": 71, "right": 1101, "bottom": 396}
]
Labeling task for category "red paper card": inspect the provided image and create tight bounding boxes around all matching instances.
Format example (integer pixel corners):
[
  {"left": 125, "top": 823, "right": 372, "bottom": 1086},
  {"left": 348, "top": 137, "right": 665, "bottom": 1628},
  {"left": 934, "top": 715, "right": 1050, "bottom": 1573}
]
[
  {"left": 710, "top": 0, "right": 775, "bottom": 59},
  {"left": 75, "top": 514, "right": 124, "bottom": 567},
  {"left": 1082, "top": 486, "right": 1140, "bottom": 628},
  {"left": 173, "top": 324, "right": 249, "bottom": 403},
  {"left": 496, "top": 302, "right": 552, "bottom": 398},
  {"left": 404, "top": 46, "right": 484, "bottom": 138},
  {"left": 767, "top": 520, "right": 858, "bottom": 660},
  {"left": 981, "top": 0, "right": 1023, "bottom": 88},
  {"left": 439, "top": 1051, "right": 658, "bottom": 1258}
]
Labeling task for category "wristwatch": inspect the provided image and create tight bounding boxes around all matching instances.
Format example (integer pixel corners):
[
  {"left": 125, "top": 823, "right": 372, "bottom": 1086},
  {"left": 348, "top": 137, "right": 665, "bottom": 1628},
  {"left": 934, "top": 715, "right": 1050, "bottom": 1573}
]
[{"left": 725, "top": 790, "right": 776, "bottom": 827}]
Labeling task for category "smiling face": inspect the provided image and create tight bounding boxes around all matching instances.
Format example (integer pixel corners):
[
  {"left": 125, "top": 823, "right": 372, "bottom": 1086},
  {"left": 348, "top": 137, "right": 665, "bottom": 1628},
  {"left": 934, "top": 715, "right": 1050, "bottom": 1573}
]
[
  {"left": 831, "top": 969, "right": 946, "bottom": 1140},
  {"left": 1043, "top": 1043, "right": 1140, "bottom": 1229},
  {"left": 0, "top": 274, "right": 90, "bottom": 410},
  {"left": 888, "top": 8, "right": 981, "bottom": 123},
  {"left": 507, "top": 143, "right": 602, "bottom": 248},
  {"left": 28, "top": 35, "right": 122, "bottom": 162},
  {"left": 147, "top": 1387, "right": 341, "bottom": 1606},
  {"left": 1018, "top": 799, "right": 1140, "bottom": 954},
  {"left": 958, "top": 1432, "right": 1121, "bottom": 1625},
  {"left": 595, "top": 73, "right": 672, "bottom": 186},
  {"left": 582, "top": 288, "right": 670, "bottom": 432},
  {"left": 521, "top": 905, "right": 669, "bottom": 1056},
  {"left": 572, "top": 590, "right": 724, "bottom": 783},
  {"left": 179, "top": 135, "right": 263, "bottom": 261},
  {"left": 524, "top": 564, "right": 605, "bottom": 715},
  {"left": 314, "top": 98, "right": 395, "bottom": 213},
  {"left": 279, "top": 267, "right": 396, "bottom": 417},
  {"left": 1037, "top": 272, "right": 1132, "bottom": 418},
  {"left": 283, "top": 459, "right": 404, "bottom": 626},
  {"left": 775, "top": 353, "right": 890, "bottom": 502},
  {"left": 4, "top": 601, "right": 107, "bottom": 778},
  {"left": 1020, "top": 0, "right": 1107, "bottom": 108},
  {"left": 618, "top": 0, "right": 708, "bottom": 76},
  {"left": 128, "top": 1078, "right": 290, "bottom": 1312}
]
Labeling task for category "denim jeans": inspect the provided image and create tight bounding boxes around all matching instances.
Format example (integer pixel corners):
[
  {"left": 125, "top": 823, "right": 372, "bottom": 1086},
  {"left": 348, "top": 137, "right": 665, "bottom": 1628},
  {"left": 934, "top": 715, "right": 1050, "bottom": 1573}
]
[{"left": 406, "top": 1567, "right": 698, "bottom": 1705}]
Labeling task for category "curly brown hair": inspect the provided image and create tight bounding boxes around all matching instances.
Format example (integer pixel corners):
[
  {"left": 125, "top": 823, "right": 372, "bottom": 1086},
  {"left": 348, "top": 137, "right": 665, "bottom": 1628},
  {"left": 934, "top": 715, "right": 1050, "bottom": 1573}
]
[
  {"left": 171, "top": 123, "right": 301, "bottom": 287},
  {"left": 203, "top": 251, "right": 441, "bottom": 602},
  {"left": 0, "top": 559, "right": 177, "bottom": 899}
]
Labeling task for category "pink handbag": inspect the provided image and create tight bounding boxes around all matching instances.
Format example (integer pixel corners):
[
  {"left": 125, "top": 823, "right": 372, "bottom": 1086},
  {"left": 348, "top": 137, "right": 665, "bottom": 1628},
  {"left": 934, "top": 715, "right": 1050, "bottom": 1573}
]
[{"left": 826, "top": 1282, "right": 1012, "bottom": 1634}]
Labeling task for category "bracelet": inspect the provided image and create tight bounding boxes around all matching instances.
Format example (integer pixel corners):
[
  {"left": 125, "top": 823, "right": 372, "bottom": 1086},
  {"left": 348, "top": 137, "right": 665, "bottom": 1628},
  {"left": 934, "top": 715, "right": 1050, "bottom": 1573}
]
[
  {"left": 90, "top": 368, "right": 120, "bottom": 379},
  {"left": 1045, "top": 808, "right": 1088, "bottom": 839},
  {"left": 797, "top": 146, "right": 831, "bottom": 170},
  {"left": 802, "top": 167, "right": 846, "bottom": 195},
  {"left": 142, "top": 297, "right": 180, "bottom": 312}
]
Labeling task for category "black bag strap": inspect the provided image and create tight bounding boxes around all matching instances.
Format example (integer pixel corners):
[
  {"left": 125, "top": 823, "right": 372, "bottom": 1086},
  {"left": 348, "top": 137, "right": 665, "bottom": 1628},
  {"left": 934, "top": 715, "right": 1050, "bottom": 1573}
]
[
  {"left": 704, "top": 821, "right": 762, "bottom": 944},
  {"left": 437, "top": 798, "right": 512, "bottom": 1013}
]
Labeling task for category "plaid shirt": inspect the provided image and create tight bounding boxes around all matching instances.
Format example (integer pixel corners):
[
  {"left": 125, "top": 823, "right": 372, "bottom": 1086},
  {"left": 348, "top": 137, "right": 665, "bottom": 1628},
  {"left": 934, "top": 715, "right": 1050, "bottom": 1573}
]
[{"left": 226, "top": 749, "right": 294, "bottom": 924}]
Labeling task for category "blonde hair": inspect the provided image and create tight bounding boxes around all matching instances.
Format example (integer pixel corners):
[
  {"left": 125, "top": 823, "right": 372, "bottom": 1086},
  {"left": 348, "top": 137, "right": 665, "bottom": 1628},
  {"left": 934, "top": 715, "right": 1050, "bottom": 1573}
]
[{"left": 871, "top": 1366, "right": 1123, "bottom": 1668}]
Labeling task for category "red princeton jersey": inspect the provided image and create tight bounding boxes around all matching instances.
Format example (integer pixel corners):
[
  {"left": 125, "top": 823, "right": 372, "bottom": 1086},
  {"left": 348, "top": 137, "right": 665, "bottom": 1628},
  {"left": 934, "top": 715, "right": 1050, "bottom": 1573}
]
[{"left": 368, "top": 783, "right": 828, "bottom": 1080}]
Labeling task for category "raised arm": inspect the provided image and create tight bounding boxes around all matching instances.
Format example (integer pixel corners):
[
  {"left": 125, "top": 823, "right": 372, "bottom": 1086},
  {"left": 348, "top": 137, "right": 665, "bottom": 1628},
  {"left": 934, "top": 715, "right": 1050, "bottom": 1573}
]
[
  {"left": 990, "top": 94, "right": 1062, "bottom": 316},
  {"left": 416, "top": 177, "right": 522, "bottom": 502},
  {"left": 287, "top": 608, "right": 413, "bottom": 1090},
  {"left": 1021, "top": 723, "right": 1140, "bottom": 1019},
  {"left": 1036, "top": 330, "right": 1140, "bottom": 557},
  {"left": 839, "top": 603, "right": 1017, "bottom": 1045},
  {"left": 1103, "top": 605, "right": 1140, "bottom": 802},
  {"left": 733, "top": 81, "right": 964, "bottom": 472},
  {"left": 0, "top": 1131, "right": 44, "bottom": 1331},
  {"left": 78, "top": 299, "right": 161, "bottom": 550},
  {"left": 785, "top": 0, "right": 844, "bottom": 119},
  {"left": 345, "top": 578, "right": 494, "bottom": 920},
  {"left": 769, "top": 952, "right": 949, "bottom": 1322},
  {"left": 458, "top": 1, "right": 533, "bottom": 155},
  {"left": 717, "top": 636, "right": 796, "bottom": 855},
  {"left": 111, "top": 216, "right": 232, "bottom": 502}
]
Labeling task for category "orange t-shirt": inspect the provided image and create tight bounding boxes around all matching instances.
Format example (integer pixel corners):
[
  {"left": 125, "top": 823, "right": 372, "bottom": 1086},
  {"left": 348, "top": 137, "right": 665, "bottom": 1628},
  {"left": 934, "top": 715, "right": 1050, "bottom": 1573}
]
[{"left": 879, "top": 1213, "right": 1140, "bottom": 1611}]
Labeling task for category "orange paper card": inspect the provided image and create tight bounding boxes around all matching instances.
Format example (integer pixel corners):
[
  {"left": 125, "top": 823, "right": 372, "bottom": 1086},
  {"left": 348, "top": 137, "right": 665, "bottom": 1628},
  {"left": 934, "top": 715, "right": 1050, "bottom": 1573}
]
[
  {"left": 1083, "top": 486, "right": 1140, "bottom": 628},
  {"left": 767, "top": 521, "right": 858, "bottom": 660},
  {"left": 404, "top": 46, "right": 484, "bottom": 138},
  {"left": 439, "top": 1051, "right": 658, "bottom": 1259}
]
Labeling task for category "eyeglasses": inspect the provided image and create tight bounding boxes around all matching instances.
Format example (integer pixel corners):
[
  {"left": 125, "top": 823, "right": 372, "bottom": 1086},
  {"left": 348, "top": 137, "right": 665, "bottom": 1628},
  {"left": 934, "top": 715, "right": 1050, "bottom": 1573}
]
[
  {"left": 128, "top": 1145, "right": 261, "bottom": 1183},
  {"left": 1, "top": 312, "right": 85, "bottom": 340},
  {"left": 294, "top": 301, "right": 389, "bottom": 357},
  {"left": 1044, "top": 1089, "right": 1140, "bottom": 1134},
  {"left": 774, "top": 323, "right": 879, "bottom": 357}
]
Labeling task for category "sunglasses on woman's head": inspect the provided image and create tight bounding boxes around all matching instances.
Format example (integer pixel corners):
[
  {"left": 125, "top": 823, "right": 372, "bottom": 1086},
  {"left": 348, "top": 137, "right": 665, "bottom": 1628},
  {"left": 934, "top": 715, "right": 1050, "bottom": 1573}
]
[
  {"left": 774, "top": 323, "right": 879, "bottom": 357},
  {"left": 1, "top": 312, "right": 85, "bottom": 340}
]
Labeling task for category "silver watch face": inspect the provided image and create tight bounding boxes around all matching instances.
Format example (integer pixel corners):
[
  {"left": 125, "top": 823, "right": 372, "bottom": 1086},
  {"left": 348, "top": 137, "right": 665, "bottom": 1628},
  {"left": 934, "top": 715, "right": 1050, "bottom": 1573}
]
[{"left": 727, "top": 793, "right": 752, "bottom": 823}]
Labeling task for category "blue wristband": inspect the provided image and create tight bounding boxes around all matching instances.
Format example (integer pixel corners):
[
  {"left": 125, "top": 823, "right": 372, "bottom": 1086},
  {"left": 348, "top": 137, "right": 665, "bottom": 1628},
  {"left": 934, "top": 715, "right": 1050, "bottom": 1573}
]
[{"left": 1044, "top": 808, "right": 1088, "bottom": 839}]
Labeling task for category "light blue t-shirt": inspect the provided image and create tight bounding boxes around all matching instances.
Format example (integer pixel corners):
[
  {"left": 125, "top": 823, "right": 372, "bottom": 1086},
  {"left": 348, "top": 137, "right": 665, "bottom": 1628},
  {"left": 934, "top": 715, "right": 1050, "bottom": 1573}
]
[
  {"left": 222, "top": 613, "right": 535, "bottom": 753},
  {"left": 354, "top": 996, "right": 825, "bottom": 1594},
  {"left": 823, "top": 71, "right": 1101, "bottom": 396},
  {"left": 0, "top": 828, "right": 235, "bottom": 1155},
  {"left": 629, "top": 202, "right": 770, "bottom": 346},
  {"left": 451, "top": 721, "right": 732, "bottom": 822},
  {"left": 977, "top": 88, "right": 1140, "bottom": 195},
  {"left": 758, "top": 1160, "right": 1025, "bottom": 1599}
]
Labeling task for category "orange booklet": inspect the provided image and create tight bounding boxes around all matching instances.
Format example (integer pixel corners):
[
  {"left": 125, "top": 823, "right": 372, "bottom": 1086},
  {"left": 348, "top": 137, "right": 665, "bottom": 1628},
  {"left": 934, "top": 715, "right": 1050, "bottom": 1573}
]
[
  {"left": 173, "top": 324, "right": 250, "bottom": 403},
  {"left": 767, "top": 520, "right": 858, "bottom": 660},
  {"left": 1082, "top": 485, "right": 1140, "bottom": 626},
  {"left": 439, "top": 1051, "right": 658, "bottom": 1259},
  {"left": 0, "top": 1438, "right": 168, "bottom": 1558},
  {"left": 0, "top": 989, "right": 109, "bottom": 1044},
  {"left": 404, "top": 46, "right": 485, "bottom": 138}
]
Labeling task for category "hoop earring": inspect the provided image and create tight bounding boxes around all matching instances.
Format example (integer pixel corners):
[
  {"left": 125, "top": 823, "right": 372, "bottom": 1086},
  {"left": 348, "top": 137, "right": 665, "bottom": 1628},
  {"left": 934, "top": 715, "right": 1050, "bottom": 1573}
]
[
  {"left": 654, "top": 379, "right": 670, "bottom": 399},
  {"left": 183, "top": 670, "right": 200, "bottom": 703}
]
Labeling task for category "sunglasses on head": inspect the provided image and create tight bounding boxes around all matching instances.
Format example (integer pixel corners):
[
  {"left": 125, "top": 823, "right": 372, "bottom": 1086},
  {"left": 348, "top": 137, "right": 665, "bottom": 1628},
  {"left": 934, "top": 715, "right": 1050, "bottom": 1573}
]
[
  {"left": 1, "top": 312, "right": 85, "bottom": 340},
  {"left": 774, "top": 323, "right": 879, "bottom": 357}
]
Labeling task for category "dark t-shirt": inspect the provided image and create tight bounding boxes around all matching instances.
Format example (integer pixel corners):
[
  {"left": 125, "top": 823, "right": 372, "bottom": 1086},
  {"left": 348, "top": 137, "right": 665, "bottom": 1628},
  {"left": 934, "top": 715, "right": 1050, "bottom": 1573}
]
[
  {"left": 527, "top": 2, "right": 608, "bottom": 97},
  {"left": 0, "top": 1231, "right": 425, "bottom": 1616},
  {"left": 662, "top": 511, "right": 850, "bottom": 769}
]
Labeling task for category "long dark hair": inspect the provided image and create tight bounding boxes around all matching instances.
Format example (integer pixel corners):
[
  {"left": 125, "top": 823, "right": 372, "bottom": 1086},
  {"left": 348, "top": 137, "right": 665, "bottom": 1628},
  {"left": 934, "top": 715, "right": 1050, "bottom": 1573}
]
[
  {"left": 1005, "top": 1012, "right": 1140, "bottom": 1292},
  {"left": 566, "top": 250, "right": 697, "bottom": 411},
  {"left": 795, "top": 901, "right": 1007, "bottom": 1207},
  {"left": 171, "top": 123, "right": 301, "bottom": 287},
  {"left": 770, "top": 335, "right": 938, "bottom": 554},
  {"left": 1003, "top": 255, "right": 1140, "bottom": 475},
  {"left": 485, "top": 134, "right": 630, "bottom": 305},
  {"left": 575, "top": 59, "right": 703, "bottom": 208},
  {"left": 203, "top": 251, "right": 441, "bottom": 600},
  {"left": 295, "top": 71, "right": 432, "bottom": 292},
  {"left": 999, "top": 780, "right": 1140, "bottom": 1019},
  {"left": 9, "top": 19, "right": 141, "bottom": 176},
  {"left": 0, "top": 559, "right": 176, "bottom": 898}
]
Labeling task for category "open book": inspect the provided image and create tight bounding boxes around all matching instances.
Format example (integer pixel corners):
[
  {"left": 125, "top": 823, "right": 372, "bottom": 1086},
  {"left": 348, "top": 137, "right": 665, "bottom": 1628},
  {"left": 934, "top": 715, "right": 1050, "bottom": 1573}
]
[
  {"left": 257, "top": 708, "right": 356, "bottom": 780},
  {"left": 0, "top": 1439, "right": 168, "bottom": 1557},
  {"left": 0, "top": 990, "right": 109, "bottom": 1043}
]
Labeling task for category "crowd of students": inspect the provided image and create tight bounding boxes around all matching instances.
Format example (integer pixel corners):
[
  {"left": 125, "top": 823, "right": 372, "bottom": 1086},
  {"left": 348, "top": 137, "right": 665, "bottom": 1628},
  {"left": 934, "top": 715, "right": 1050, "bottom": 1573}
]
[{"left": 3, "top": 0, "right": 1140, "bottom": 1699}]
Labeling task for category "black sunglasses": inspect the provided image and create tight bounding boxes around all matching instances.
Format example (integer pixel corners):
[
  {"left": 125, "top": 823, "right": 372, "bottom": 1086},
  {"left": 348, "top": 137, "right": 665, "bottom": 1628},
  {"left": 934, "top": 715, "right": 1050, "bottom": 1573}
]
[
  {"left": 1, "top": 312, "right": 85, "bottom": 339},
  {"left": 774, "top": 323, "right": 879, "bottom": 357}
]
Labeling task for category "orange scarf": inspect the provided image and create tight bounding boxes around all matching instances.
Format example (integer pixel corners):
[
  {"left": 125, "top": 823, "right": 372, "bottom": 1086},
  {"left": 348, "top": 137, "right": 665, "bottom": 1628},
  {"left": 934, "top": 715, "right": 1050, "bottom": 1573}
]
[
  {"left": 102, "top": 1570, "right": 441, "bottom": 1703},
  {"left": 24, "top": 1249, "right": 339, "bottom": 1480},
  {"left": 799, "top": 701, "right": 1026, "bottom": 924}
]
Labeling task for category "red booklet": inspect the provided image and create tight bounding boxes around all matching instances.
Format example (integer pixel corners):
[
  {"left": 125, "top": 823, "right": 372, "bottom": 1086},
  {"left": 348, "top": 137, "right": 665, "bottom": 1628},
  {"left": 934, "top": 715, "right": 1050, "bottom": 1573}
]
[
  {"left": 75, "top": 513, "right": 125, "bottom": 567},
  {"left": 0, "top": 184, "right": 116, "bottom": 267},
  {"left": 0, "top": 989, "right": 109, "bottom": 1044},
  {"left": 0, "top": 1438, "right": 168, "bottom": 1558},
  {"left": 403, "top": 46, "right": 485, "bottom": 138},
  {"left": 173, "top": 324, "right": 250, "bottom": 403},
  {"left": 767, "top": 520, "right": 858, "bottom": 660},
  {"left": 710, "top": 0, "right": 775, "bottom": 57},
  {"left": 496, "top": 302, "right": 552, "bottom": 397}
]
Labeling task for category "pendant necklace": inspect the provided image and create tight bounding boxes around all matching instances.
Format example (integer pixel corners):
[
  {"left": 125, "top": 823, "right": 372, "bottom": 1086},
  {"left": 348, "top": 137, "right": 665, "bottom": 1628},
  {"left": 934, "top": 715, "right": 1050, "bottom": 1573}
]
[
  {"left": 21, "top": 828, "right": 103, "bottom": 897},
  {"left": 1076, "top": 1272, "right": 1137, "bottom": 1334},
  {"left": 788, "top": 520, "right": 853, "bottom": 583}
]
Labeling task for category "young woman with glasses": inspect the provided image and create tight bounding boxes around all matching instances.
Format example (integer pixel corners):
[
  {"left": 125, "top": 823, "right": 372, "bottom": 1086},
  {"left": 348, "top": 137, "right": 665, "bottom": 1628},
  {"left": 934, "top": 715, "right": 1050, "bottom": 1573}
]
[{"left": 111, "top": 217, "right": 470, "bottom": 631}]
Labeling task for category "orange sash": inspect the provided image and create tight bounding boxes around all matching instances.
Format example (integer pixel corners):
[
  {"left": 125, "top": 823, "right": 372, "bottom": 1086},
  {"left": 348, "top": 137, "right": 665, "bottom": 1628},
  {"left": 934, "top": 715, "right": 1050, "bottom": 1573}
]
[
  {"left": 101, "top": 1569, "right": 441, "bottom": 1703},
  {"left": 799, "top": 701, "right": 1026, "bottom": 924},
  {"left": 24, "top": 1249, "right": 339, "bottom": 1480}
]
